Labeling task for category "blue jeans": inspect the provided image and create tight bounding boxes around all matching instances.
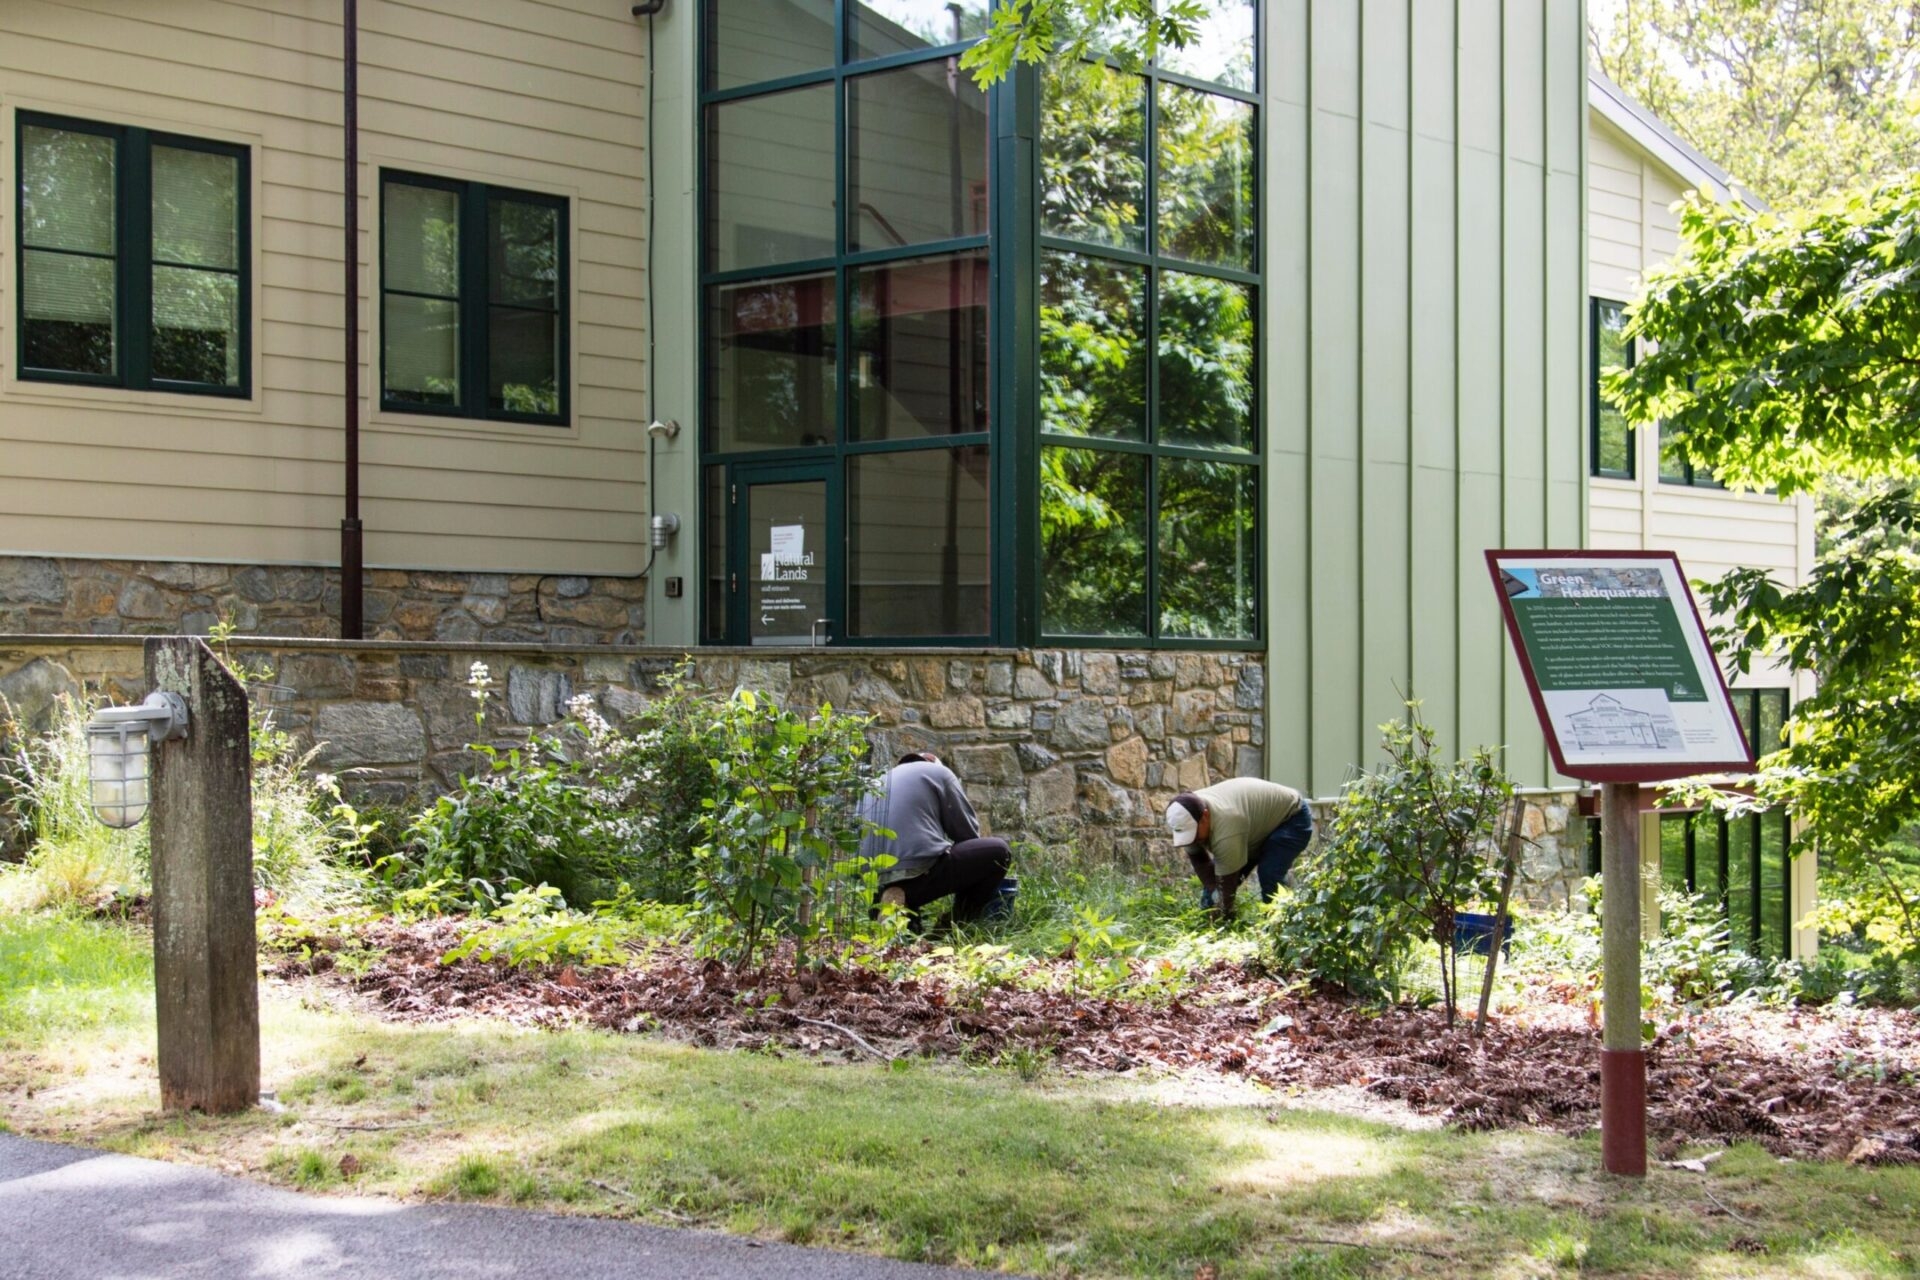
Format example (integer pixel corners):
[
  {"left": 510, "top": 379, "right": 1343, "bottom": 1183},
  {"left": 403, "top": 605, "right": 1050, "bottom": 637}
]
[
  {"left": 1251, "top": 805, "right": 1316, "bottom": 899},
  {"left": 1202, "top": 806, "right": 1316, "bottom": 907}
]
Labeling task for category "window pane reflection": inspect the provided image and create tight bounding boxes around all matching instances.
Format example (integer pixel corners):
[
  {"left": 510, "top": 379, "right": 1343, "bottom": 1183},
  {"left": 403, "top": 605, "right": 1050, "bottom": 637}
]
[
  {"left": 708, "top": 85, "right": 837, "bottom": 273},
  {"left": 20, "top": 125, "right": 116, "bottom": 254},
  {"left": 1594, "top": 300, "right": 1633, "bottom": 477},
  {"left": 851, "top": 251, "right": 988, "bottom": 441},
  {"left": 1157, "top": 84, "right": 1254, "bottom": 269},
  {"left": 1041, "top": 447, "right": 1147, "bottom": 637},
  {"left": 1156, "top": 0, "right": 1256, "bottom": 91},
  {"left": 850, "top": 1, "right": 987, "bottom": 60},
  {"left": 1041, "top": 64, "right": 1146, "bottom": 252},
  {"left": 708, "top": 272, "right": 837, "bottom": 451},
  {"left": 706, "top": 0, "right": 834, "bottom": 91},
  {"left": 1158, "top": 457, "right": 1256, "bottom": 639},
  {"left": 1158, "top": 271, "right": 1253, "bottom": 451},
  {"left": 152, "top": 146, "right": 237, "bottom": 270},
  {"left": 850, "top": 446, "right": 990, "bottom": 636},
  {"left": 1040, "top": 250, "right": 1146, "bottom": 440},
  {"left": 22, "top": 251, "right": 115, "bottom": 376},
  {"left": 153, "top": 267, "right": 239, "bottom": 386},
  {"left": 848, "top": 62, "right": 988, "bottom": 252}
]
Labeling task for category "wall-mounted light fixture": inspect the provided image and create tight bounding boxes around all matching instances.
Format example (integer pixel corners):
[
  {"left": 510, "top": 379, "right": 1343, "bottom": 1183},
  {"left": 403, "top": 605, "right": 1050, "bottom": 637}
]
[
  {"left": 650, "top": 512, "right": 681, "bottom": 548},
  {"left": 86, "top": 692, "right": 190, "bottom": 828}
]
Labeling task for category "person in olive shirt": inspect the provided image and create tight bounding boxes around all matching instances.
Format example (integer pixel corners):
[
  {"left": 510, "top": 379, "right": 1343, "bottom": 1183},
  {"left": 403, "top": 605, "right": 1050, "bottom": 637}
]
[{"left": 1164, "top": 777, "right": 1314, "bottom": 919}]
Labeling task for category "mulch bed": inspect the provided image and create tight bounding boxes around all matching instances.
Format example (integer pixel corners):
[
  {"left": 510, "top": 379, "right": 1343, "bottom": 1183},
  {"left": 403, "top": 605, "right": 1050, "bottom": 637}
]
[{"left": 319, "top": 921, "right": 1920, "bottom": 1165}]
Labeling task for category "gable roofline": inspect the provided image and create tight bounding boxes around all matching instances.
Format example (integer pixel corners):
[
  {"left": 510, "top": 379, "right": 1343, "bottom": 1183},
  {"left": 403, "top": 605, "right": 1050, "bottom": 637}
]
[{"left": 1587, "top": 65, "right": 1769, "bottom": 213}]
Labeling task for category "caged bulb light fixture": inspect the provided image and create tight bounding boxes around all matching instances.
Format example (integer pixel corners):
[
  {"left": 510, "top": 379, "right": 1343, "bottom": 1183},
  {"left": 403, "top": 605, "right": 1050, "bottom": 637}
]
[{"left": 86, "top": 692, "right": 190, "bottom": 828}]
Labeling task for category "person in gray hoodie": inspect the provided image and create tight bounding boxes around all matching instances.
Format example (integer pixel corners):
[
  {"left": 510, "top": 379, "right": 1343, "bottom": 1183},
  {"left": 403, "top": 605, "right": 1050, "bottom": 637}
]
[{"left": 858, "top": 752, "right": 1011, "bottom": 922}]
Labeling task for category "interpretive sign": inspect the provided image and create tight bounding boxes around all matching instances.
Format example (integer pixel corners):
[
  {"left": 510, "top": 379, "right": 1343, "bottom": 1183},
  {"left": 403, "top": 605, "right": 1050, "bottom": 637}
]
[{"left": 1485, "top": 550, "right": 1753, "bottom": 782}]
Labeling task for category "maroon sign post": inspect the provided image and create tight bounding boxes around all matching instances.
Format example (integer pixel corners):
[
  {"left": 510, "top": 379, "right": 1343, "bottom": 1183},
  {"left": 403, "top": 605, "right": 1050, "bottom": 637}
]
[{"left": 1486, "top": 551, "right": 1753, "bottom": 1176}]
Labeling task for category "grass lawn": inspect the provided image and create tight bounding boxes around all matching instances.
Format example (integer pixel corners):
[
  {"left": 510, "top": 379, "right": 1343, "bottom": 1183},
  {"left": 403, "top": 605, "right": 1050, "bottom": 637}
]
[{"left": 4, "top": 913, "right": 1919, "bottom": 1278}]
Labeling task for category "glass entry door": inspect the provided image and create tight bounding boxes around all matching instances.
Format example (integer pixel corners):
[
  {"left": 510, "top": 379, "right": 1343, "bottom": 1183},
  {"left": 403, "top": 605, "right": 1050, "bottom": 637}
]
[{"left": 730, "top": 462, "right": 839, "bottom": 646}]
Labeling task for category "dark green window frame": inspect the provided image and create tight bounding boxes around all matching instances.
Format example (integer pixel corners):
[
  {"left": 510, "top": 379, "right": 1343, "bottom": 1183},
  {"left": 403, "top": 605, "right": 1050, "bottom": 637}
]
[
  {"left": 14, "top": 111, "right": 250, "bottom": 397},
  {"left": 1659, "top": 422, "right": 1722, "bottom": 488},
  {"left": 1589, "top": 296, "right": 1634, "bottom": 480},
  {"left": 1033, "top": 16, "right": 1265, "bottom": 650},
  {"left": 695, "top": 2, "right": 1261, "bottom": 651},
  {"left": 378, "top": 171, "right": 570, "bottom": 427},
  {"left": 1633, "top": 688, "right": 1796, "bottom": 958},
  {"left": 696, "top": 3, "right": 997, "bottom": 647}
]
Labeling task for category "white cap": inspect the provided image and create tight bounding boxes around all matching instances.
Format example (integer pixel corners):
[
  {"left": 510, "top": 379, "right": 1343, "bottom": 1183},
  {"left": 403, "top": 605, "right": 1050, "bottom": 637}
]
[{"left": 1165, "top": 800, "right": 1200, "bottom": 847}]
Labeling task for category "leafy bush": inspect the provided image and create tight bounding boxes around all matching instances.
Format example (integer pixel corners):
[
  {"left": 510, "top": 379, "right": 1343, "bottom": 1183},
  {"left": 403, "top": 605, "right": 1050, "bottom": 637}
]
[
  {"left": 1265, "top": 702, "right": 1512, "bottom": 1018},
  {"left": 1516, "top": 878, "right": 1789, "bottom": 1010},
  {"left": 691, "top": 689, "right": 893, "bottom": 969},
  {"left": 404, "top": 737, "right": 611, "bottom": 911},
  {"left": 567, "top": 662, "right": 720, "bottom": 903},
  {"left": 398, "top": 665, "right": 617, "bottom": 910}
]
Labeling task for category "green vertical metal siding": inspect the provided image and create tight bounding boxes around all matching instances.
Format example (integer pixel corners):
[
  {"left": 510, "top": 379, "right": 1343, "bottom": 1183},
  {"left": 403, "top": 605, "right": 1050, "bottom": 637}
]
[{"left": 1265, "top": 0, "right": 1586, "bottom": 793}]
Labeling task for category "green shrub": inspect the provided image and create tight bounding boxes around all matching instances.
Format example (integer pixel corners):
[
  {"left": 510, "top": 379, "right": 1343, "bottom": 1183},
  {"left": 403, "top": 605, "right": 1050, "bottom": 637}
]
[
  {"left": 395, "top": 665, "right": 617, "bottom": 910},
  {"left": 1264, "top": 701, "right": 1511, "bottom": 1018},
  {"left": 404, "top": 736, "right": 614, "bottom": 911},
  {"left": 692, "top": 689, "right": 894, "bottom": 969},
  {"left": 569, "top": 661, "right": 720, "bottom": 903}
]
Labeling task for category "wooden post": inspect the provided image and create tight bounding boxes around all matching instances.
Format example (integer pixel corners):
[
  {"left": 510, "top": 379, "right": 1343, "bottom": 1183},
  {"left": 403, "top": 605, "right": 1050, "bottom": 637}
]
[
  {"left": 147, "top": 637, "right": 259, "bottom": 1114},
  {"left": 1600, "top": 781, "right": 1646, "bottom": 1176}
]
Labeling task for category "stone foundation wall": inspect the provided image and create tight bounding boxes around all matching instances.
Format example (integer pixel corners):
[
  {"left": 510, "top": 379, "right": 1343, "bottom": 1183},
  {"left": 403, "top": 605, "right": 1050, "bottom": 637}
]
[
  {"left": 0, "top": 638, "right": 1264, "bottom": 868},
  {"left": 0, "top": 557, "right": 645, "bottom": 645},
  {"left": 1513, "top": 794, "right": 1591, "bottom": 912},
  {"left": 0, "top": 633, "right": 1598, "bottom": 906}
]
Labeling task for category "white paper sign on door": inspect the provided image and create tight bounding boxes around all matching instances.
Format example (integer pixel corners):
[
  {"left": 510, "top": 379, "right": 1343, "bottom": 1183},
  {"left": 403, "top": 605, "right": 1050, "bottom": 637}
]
[{"left": 770, "top": 524, "right": 805, "bottom": 565}]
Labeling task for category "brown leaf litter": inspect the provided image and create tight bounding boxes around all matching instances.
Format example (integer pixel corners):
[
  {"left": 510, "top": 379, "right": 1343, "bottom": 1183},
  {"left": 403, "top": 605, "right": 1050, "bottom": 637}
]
[{"left": 315, "top": 921, "right": 1920, "bottom": 1164}]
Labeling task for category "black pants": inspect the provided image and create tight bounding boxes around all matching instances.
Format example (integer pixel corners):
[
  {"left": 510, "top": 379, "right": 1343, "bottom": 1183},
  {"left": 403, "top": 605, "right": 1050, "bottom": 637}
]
[{"left": 895, "top": 837, "right": 1012, "bottom": 922}]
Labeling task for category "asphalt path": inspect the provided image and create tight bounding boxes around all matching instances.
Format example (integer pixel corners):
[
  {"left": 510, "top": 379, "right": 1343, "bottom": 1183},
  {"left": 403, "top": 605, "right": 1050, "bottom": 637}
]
[{"left": 0, "top": 1132, "right": 1005, "bottom": 1279}]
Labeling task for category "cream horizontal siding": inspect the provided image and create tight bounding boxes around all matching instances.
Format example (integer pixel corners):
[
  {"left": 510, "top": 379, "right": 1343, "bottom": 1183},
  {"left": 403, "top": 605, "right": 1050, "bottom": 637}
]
[
  {"left": 0, "top": 0, "right": 652, "bottom": 575},
  {"left": 1583, "top": 104, "right": 1815, "bottom": 643}
]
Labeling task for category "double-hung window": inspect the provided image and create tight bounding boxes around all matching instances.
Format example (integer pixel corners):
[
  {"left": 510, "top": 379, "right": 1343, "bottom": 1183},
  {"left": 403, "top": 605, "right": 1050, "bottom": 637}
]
[
  {"left": 380, "top": 172, "right": 568, "bottom": 425},
  {"left": 16, "top": 112, "right": 249, "bottom": 395}
]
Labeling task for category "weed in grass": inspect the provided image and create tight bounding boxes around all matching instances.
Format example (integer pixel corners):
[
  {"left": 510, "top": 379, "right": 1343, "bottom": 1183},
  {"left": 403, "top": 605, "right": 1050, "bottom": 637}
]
[
  {"left": 270, "top": 1147, "right": 339, "bottom": 1190},
  {"left": 1531, "top": 1229, "right": 1589, "bottom": 1267},
  {"left": 507, "top": 1168, "right": 543, "bottom": 1203},
  {"left": 996, "top": 1045, "right": 1051, "bottom": 1082},
  {"left": 444, "top": 1154, "right": 503, "bottom": 1198},
  {"left": 327, "top": 1075, "right": 369, "bottom": 1104}
]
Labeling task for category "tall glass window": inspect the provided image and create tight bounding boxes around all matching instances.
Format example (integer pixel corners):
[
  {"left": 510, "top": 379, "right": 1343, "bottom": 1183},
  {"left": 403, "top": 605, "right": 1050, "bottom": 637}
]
[
  {"left": 701, "top": 0, "right": 992, "bottom": 643},
  {"left": 1038, "top": 4, "right": 1262, "bottom": 642},
  {"left": 700, "top": 1, "right": 1262, "bottom": 648}
]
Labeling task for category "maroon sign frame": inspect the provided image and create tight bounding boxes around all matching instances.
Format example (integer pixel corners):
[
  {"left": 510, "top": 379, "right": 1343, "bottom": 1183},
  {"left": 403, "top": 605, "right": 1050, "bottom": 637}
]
[{"left": 1485, "top": 548, "right": 1755, "bottom": 784}]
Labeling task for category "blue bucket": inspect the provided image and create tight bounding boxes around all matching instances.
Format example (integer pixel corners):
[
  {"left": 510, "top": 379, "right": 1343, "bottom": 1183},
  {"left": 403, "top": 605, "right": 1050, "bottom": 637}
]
[
  {"left": 983, "top": 877, "right": 1018, "bottom": 923},
  {"left": 1453, "top": 911, "right": 1514, "bottom": 957}
]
